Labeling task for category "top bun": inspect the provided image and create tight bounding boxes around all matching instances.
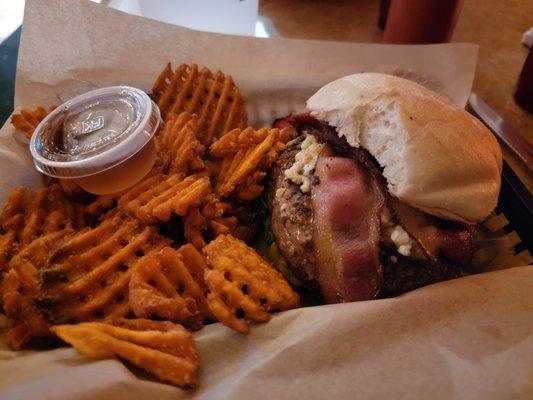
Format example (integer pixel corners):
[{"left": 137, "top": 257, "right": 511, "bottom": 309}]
[{"left": 307, "top": 73, "right": 502, "bottom": 224}]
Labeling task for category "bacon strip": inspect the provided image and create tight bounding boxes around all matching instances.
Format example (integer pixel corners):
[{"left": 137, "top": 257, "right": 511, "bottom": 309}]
[
  {"left": 275, "top": 113, "right": 385, "bottom": 183},
  {"left": 311, "top": 153, "right": 384, "bottom": 302},
  {"left": 389, "top": 197, "right": 473, "bottom": 267}
]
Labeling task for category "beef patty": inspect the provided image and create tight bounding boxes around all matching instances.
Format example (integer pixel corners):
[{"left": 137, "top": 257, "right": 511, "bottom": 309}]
[
  {"left": 267, "top": 137, "right": 461, "bottom": 297},
  {"left": 267, "top": 138, "right": 318, "bottom": 288}
]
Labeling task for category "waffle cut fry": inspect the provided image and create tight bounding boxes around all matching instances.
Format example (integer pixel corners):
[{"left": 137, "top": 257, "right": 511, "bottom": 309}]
[
  {"left": 51, "top": 318, "right": 200, "bottom": 388},
  {"left": 10, "top": 105, "right": 57, "bottom": 139},
  {"left": 203, "top": 235, "right": 299, "bottom": 333},
  {"left": 84, "top": 192, "right": 122, "bottom": 219},
  {"left": 2, "top": 230, "right": 72, "bottom": 350},
  {"left": 210, "top": 127, "right": 292, "bottom": 200},
  {"left": 118, "top": 173, "right": 211, "bottom": 224},
  {"left": 83, "top": 156, "right": 171, "bottom": 220},
  {"left": 10, "top": 106, "right": 86, "bottom": 198},
  {"left": 183, "top": 195, "right": 251, "bottom": 250},
  {"left": 0, "top": 185, "right": 85, "bottom": 276},
  {"left": 159, "top": 111, "right": 205, "bottom": 175},
  {"left": 129, "top": 245, "right": 211, "bottom": 329},
  {"left": 36, "top": 213, "right": 169, "bottom": 325},
  {"left": 151, "top": 63, "right": 247, "bottom": 144},
  {"left": 57, "top": 179, "right": 86, "bottom": 199}
]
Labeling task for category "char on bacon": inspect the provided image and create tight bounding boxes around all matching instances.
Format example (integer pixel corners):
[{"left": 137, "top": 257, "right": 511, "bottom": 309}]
[{"left": 271, "top": 113, "right": 473, "bottom": 300}]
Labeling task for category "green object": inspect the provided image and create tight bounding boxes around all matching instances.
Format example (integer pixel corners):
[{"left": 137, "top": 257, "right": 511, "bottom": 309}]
[
  {"left": 261, "top": 206, "right": 304, "bottom": 288},
  {"left": 0, "top": 27, "right": 21, "bottom": 126},
  {"left": 267, "top": 241, "right": 304, "bottom": 289}
]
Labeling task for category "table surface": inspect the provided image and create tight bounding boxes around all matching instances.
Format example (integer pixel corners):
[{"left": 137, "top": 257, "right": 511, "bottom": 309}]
[{"left": 259, "top": 0, "right": 533, "bottom": 190}]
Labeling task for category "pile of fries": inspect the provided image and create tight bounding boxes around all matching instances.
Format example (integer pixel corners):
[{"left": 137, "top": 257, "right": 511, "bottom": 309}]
[{"left": 2, "top": 63, "right": 298, "bottom": 389}]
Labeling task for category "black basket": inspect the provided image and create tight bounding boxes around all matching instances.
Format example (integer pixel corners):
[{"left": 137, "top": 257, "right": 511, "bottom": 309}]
[{"left": 497, "top": 161, "right": 533, "bottom": 255}]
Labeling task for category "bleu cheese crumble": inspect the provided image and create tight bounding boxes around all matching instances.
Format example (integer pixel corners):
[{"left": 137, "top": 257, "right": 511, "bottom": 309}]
[{"left": 284, "top": 134, "right": 324, "bottom": 193}]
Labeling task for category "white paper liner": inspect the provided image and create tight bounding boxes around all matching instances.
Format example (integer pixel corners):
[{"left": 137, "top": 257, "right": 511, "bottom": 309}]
[{"left": 0, "top": 1, "right": 531, "bottom": 399}]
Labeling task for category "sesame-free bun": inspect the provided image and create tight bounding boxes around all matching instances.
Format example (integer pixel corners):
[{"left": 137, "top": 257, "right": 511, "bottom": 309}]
[{"left": 307, "top": 73, "right": 502, "bottom": 224}]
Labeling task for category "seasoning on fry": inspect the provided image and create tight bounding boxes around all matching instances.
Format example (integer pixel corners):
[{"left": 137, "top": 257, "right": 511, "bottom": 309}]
[
  {"left": 0, "top": 185, "right": 84, "bottom": 276},
  {"left": 129, "top": 246, "right": 211, "bottom": 328},
  {"left": 51, "top": 318, "right": 200, "bottom": 388},
  {"left": 36, "top": 213, "right": 169, "bottom": 325},
  {"left": 2, "top": 230, "right": 72, "bottom": 350},
  {"left": 203, "top": 235, "right": 299, "bottom": 334}
]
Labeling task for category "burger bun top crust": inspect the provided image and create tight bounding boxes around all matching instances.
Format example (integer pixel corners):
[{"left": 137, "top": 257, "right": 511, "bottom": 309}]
[{"left": 307, "top": 73, "right": 502, "bottom": 224}]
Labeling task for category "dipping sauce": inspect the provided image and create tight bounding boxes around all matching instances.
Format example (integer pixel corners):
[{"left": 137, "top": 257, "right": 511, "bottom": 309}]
[
  {"left": 73, "top": 138, "right": 157, "bottom": 194},
  {"left": 30, "top": 86, "right": 161, "bottom": 195}
]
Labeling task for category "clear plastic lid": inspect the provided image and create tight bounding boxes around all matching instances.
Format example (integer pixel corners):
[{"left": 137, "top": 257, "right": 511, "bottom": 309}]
[{"left": 29, "top": 86, "right": 161, "bottom": 178}]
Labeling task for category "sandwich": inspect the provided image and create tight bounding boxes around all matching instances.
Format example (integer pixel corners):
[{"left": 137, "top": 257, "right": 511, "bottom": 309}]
[{"left": 267, "top": 73, "right": 502, "bottom": 302}]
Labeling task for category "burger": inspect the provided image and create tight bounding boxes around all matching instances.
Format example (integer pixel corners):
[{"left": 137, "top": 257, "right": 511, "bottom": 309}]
[{"left": 267, "top": 73, "right": 502, "bottom": 302}]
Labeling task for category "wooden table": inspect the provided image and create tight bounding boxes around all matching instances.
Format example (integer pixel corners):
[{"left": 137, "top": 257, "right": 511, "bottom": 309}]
[{"left": 259, "top": 0, "right": 533, "bottom": 190}]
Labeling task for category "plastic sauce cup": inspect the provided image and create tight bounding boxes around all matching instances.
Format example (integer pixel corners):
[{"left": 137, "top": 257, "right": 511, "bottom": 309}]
[{"left": 30, "top": 86, "right": 161, "bottom": 195}]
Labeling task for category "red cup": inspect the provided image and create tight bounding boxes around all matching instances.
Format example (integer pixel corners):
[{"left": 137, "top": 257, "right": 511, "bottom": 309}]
[
  {"left": 382, "top": 0, "right": 464, "bottom": 44},
  {"left": 514, "top": 47, "right": 533, "bottom": 113}
]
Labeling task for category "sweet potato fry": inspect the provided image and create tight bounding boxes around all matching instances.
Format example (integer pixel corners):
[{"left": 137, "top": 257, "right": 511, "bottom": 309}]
[
  {"left": 183, "top": 195, "right": 249, "bottom": 249},
  {"left": 0, "top": 184, "right": 84, "bottom": 277},
  {"left": 51, "top": 318, "right": 200, "bottom": 388},
  {"left": 129, "top": 246, "right": 211, "bottom": 328},
  {"left": 210, "top": 127, "right": 292, "bottom": 200},
  {"left": 152, "top": 63, "right": 247, "bottom": 144},
  {"left": 203, "top": 235, "right": 299, "bottom": 333},
  {"left": 2, "top": 230, "right": 72, "bottom": 350},
  {"left": 36, "top": 213, "right": 169, "bottom": 326},
  {"left": 159, "top": 111, "right": 205, "bottom": 175},
  {"left": 10, "top": 105, "right": 57, "bottom": 139},
  {"left": 118, "top": 173, "right": 211, "bottom": 224}
]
